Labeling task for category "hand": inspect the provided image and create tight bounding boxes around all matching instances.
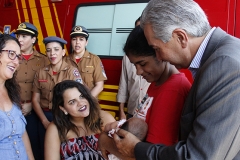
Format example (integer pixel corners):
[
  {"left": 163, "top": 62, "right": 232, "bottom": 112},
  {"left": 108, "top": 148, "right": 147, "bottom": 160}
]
[
  {"left": 104, "top": 121, "right": 119, "bottom": 132},
  {"left": 21, "top": 102, "right": 32, "bottom": 116},
  {"left": 113, "top": 129, "right": 140, "bottom": 158}
]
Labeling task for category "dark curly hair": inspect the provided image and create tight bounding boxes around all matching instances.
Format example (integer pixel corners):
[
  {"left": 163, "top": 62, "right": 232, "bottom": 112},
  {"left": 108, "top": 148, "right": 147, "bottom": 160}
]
[
  {"left": 52, "top": 80, "right": 102, "bottom": 142},
  {"left": 0, "top": 34, "right": 21, "bottom": 108}
]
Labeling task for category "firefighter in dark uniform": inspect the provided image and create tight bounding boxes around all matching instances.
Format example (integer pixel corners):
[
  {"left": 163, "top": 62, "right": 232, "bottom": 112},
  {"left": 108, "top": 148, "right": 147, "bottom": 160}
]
[
  {"left": 32, "top": 36, "right": 83, "bottom": 160},
  {"left": 65, "top": 25, "right": 107, "bottom": 97},
  {"left": 15, "top": 22, "right": 49, "bottom": 160}
]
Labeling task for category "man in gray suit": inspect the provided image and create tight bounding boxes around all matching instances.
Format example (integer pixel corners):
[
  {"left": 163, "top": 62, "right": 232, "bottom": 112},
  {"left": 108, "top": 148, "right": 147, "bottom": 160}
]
[{"left": 108, "top": 0, "right": 240, "bottom": 159}]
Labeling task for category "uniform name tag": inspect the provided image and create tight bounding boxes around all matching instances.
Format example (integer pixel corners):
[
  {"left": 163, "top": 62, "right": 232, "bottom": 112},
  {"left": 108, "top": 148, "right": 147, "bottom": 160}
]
[{"left": 38, "top": 79, "right": 48, "bottom": 82}]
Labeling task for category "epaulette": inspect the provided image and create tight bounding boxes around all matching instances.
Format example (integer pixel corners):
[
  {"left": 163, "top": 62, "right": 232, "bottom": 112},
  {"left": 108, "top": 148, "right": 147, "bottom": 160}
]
[{"left": 37, "top": 52, "right": 47, "bottom": 57}]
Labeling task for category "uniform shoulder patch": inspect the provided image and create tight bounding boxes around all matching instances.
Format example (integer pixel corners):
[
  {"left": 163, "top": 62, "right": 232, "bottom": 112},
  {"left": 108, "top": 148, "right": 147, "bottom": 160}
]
[
  {"left": 36, "top": 51, "right": 47, "bottom": 57},
  {"left": 100, "top": 62, "right": 107, "bottom": 78}
]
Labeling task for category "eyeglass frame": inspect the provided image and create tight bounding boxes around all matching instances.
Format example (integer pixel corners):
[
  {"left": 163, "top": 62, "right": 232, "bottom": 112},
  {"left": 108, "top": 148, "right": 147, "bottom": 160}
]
[{"left": 0, "top": 50, "right": 23, "bottom": 60}]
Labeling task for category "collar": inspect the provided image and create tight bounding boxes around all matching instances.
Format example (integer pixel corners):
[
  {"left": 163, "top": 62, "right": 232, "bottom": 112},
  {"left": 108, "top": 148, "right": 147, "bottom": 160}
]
[
  {"left": 82, "top": 50, "right": 91, "bottom": 59},
  {"left": 44, "top": 61, "right": 69, "bottom": 71},
  {"left": 69, "top": 50, "right": 91, "bottom": 60},
  {"left": 189, "top": 27, "right": 216, "bottom": 69}
]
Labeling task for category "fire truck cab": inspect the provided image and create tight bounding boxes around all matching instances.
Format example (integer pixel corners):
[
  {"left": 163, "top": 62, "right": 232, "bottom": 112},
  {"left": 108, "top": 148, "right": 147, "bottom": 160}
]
[{"left": 0, "top": 0, "right": 240, "bottom": 118}]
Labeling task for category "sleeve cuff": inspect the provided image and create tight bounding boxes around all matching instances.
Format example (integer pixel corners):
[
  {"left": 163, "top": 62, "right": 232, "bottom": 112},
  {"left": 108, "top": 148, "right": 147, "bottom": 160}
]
[
  {"left": 116, "top": 95, "right": 128, "bottom": 103},
  {"left": 134, "top": 142, "right": 153, "bottom": 159}
]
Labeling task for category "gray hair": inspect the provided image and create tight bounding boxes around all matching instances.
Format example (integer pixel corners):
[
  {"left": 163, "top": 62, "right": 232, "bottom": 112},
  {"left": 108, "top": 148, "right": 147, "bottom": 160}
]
[{"left": 141, "top": 0, "right": 211, "bottom": 43}]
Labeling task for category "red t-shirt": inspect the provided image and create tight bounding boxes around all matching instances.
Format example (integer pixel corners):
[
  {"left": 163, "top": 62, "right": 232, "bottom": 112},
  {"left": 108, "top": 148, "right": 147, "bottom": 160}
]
[{"left": 145, "top": 73, "right": 191, "bottom": 145}]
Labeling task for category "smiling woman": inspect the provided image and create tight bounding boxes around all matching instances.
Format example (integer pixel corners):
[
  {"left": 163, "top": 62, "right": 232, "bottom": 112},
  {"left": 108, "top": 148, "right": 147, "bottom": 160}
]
[
  {"left": 44, "top": 80, "right": 115, "bottom": 160},
  {"left": 0, "top": 34, "right": 34, "bottom": 160}
]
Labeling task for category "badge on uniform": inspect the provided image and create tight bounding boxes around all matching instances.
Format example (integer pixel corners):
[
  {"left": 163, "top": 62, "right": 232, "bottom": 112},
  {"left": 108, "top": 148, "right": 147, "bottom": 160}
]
[
  {"left": 73, "top": 69, "right": 80, "bottom": 78},
  {"left": 76, "top": 78, "right": 83, "bottom": 84},
  {"left": 100, "top": 62, "right": 107, "bottom": 78}
]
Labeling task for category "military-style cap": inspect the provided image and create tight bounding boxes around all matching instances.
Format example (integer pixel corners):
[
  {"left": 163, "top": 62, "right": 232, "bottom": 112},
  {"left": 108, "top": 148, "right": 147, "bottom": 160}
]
[
  {"left": 43, "top": 36, "right": 67, "bottom": 45},
  {"left": 70, "top": 25, "right": 89, "bottom": 38},
  {"left": 15, "top": 22, "right": 38, "bottom": 36}
]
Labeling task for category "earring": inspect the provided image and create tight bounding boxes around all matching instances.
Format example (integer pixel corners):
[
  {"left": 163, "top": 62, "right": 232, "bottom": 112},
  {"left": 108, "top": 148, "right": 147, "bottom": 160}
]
[{"left": 64, "top": 111, "right": 68, "bottom": 115}]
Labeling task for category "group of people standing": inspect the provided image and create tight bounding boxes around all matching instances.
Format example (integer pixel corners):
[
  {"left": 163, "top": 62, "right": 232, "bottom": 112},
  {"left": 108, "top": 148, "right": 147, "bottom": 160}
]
[
  {"left": 0, "top": 21, "right": 110, "bottom": 160},
  {"left": 2, "top": 0, "right": 240, "bottom": 159},
  {"left": 99, "top": 0, "right": 240, "bottom": 159}
]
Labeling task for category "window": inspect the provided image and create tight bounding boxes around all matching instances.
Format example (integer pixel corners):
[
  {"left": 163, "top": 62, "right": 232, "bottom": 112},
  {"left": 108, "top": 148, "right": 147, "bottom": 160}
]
[{"left": 75, "top": 3, "right": 147, "bottom": 56}]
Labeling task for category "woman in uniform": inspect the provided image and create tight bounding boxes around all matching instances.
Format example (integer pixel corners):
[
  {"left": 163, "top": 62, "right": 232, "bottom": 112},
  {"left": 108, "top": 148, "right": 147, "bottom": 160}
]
[
  {"left": 32, "top": 36, "right": 83, "bottom": 160},
  {"left": 14, "top": 22, "right": 49, "bottom": 160},
  {"left": 65, "top": 25, "right": 107, "bottom": 97}
]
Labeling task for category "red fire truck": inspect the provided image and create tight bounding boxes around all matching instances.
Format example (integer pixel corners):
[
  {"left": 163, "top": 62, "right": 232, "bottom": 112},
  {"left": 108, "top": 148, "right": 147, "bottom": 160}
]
[{"left": 1, "top": 0, "right": 240, "bottom": 118}]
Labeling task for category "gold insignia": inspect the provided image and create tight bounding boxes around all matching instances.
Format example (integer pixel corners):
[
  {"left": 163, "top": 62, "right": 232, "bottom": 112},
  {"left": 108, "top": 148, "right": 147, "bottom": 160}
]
[
  {"left": 18, "top": 23, "right": 27, "bottom": 29},
  {"left": 74, "top": 26, "right": 82, "bottom": 32}
]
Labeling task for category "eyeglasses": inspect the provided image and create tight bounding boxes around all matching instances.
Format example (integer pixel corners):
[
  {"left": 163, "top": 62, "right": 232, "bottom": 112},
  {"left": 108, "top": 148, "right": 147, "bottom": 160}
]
[{"left": 1, "top": 50, "right": 23, "bottom": 60}]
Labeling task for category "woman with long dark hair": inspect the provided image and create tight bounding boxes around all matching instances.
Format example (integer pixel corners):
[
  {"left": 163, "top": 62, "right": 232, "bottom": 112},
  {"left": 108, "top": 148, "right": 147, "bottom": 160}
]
[
  {"left": 0, "top": 34, "right": 34, "bottom": 159},
  {"left": 44, "top": 80, "right": 115, "bottom": 160}
]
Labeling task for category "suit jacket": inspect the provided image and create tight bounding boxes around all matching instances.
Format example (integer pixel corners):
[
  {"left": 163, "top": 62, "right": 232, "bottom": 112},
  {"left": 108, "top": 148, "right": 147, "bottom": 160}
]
[{"left": 135, "top": 28, "right": 240, "bottom": 160}]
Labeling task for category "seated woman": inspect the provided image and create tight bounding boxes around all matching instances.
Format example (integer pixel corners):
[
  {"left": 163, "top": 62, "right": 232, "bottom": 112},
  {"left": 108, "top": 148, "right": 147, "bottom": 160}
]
[
  {"left": 44, "top": 80, "right": 116, "bottom": 160},
  {"left": 99, "top": 26, "right": 192, "bottom": 159}
]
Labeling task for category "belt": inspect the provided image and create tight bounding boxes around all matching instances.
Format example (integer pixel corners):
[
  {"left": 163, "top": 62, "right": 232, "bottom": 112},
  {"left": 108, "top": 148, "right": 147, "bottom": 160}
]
[
  {"left": 42, "top": 108, "right": 52, "bottom": 112},
  {"left": 21, "top": 100, "right": 31, "bottom": 103}
]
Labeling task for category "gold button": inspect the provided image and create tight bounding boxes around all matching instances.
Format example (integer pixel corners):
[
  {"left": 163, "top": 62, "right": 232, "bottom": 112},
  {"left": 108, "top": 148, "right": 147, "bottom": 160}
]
[
  {"left": 14, "top": 141, "right": 17, "bottom": 145},
  {"left": 16, "top": 150, "right": 19, "bottom": 154}
]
